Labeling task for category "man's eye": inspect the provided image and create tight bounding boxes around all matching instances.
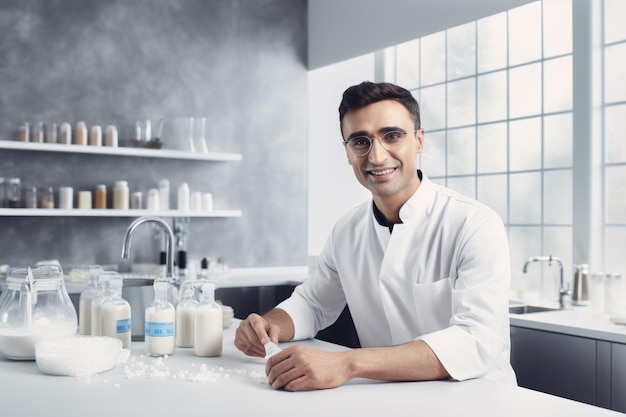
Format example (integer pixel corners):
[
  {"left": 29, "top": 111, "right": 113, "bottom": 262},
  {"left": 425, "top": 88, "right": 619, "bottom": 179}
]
[
  {"left": 351, "top": 137, "right": 371, "bottom": 148},
  {"left": 383, "top": 132, "right": 403, "bottom": 142}
]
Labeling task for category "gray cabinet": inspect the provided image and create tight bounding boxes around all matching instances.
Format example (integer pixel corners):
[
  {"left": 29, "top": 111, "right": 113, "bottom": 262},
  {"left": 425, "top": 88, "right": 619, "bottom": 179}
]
[
  {"left": 510, "top": 326, "right": 596, "bottom": 405},
  {"left": 511, "top": 325, "right": 626, "bottom": 413},
  {"left": 612, "top": 343, "right": 626, "bottom": 412}
]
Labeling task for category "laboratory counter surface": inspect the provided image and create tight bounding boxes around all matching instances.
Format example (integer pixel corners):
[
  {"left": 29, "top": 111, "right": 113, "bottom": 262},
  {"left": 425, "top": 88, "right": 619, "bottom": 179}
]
[
  {"left": 0, "top": 321, "right": 622, "bottom": 417},
  {"left": 510, "top": 305, "right": 626, "bottom": 344}
]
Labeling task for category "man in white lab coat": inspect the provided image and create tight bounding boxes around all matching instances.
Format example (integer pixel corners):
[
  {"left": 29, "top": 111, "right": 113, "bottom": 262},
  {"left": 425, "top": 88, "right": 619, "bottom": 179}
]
[{"left": 235, "top": 81, "right": 517, "bottom": 391}]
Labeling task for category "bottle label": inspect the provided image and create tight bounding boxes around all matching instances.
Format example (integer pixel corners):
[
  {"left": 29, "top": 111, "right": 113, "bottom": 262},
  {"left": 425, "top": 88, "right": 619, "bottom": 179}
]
[
  {"left": 145, "top": 321, "right": 174, "bottom": 337},
  {"left": 116, "top": 318, "right": 132, "bottom": 334}
]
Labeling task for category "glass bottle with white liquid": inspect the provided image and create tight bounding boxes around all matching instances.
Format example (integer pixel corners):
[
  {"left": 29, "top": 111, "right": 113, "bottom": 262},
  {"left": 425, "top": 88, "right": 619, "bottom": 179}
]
[
  {"left": 145, "top": 279, "right": 175, "bottom": 356},
  {"left": 100, "top": 275, "right": 132, "bottom": 348},
  {"left": 175, "top": 281, "right": 198, "bottom": 348},
  {"left": 90, "top": 272, "right": 115, "bottom": 336},
  {"left": 78, "top": 266, "right": 104, "bottom": 335},
  {"left": 193, "top": 282, "right": 222, "bottom": 357}
]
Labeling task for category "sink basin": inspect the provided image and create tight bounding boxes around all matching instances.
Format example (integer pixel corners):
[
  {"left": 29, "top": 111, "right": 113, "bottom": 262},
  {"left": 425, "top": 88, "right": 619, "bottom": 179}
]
[{"left": 509, "top": 305, "right": 560, "bottom": 314}]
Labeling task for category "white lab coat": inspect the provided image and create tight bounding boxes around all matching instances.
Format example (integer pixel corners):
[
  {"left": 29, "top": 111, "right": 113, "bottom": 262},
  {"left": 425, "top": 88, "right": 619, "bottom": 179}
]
[{"left": 277, "top": 174, "right": 517, "bottom": 384}]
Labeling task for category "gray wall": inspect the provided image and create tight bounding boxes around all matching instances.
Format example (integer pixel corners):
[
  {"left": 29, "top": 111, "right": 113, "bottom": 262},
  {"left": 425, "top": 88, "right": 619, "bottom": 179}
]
[
  {"left": 0, "top": 0, "right": 308, "bottom": 271},
  {"left": 308, "top": 0, "right": 535, "bottom": 69}
]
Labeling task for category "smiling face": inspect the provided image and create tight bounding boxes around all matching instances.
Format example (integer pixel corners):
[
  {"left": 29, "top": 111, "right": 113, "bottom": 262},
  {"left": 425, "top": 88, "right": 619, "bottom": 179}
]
[{"left": 341, "top": 99, "right": 424, "bottom": 216}]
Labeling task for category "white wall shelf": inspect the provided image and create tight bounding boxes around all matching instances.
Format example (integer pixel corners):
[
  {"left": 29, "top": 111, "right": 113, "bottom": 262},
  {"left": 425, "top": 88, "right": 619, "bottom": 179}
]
[
  {"left": 0, "top": 140, "right": 242, "bottom": 161},
  {"left": 0, "top": 208, "right": 242, "bottom": 218}
]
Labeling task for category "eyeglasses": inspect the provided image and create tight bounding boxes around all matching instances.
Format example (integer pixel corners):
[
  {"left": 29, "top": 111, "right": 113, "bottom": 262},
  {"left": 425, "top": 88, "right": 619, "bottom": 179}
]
[{"left": 343, "top": 129, "right": 414, "bottom": 157}]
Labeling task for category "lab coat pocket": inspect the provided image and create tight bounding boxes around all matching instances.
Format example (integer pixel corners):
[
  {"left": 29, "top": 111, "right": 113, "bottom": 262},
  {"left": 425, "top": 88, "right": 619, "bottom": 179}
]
[{"left": 413, "top": 278, "right": 453, "bottom": 335}]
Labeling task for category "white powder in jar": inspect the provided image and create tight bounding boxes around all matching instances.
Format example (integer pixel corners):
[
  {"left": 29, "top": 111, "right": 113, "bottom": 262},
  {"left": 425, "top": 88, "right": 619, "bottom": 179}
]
[
  {"left": 0, "top": 323, "right": 77, "bottom": 360},
  {"left": 35, "top": 336, "right": 123, "bottom": 376}
]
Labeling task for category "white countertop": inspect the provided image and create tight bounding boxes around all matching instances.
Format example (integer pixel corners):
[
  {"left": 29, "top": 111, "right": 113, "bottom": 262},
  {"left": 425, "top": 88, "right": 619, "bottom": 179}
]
[
  {"left": 510, "top": 305, "right": 626, "bottom": 344},
  {"left": 0, "top": 321, "right": 621, "bottom": 417}
]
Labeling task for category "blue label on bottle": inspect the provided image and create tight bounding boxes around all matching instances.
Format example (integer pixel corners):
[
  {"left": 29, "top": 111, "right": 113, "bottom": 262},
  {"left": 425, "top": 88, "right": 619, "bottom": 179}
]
[
  {"left": 145, "top": 321, "right": 174, "bottom": 337},
  {"left": 116, "top": 318, "right": 131, "bottom": 334}
]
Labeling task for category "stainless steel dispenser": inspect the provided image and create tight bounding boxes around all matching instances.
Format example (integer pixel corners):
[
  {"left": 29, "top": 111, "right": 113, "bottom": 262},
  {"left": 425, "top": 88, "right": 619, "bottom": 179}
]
[{"left": 572, "top": 264, "right": 589, "bottom": 305}]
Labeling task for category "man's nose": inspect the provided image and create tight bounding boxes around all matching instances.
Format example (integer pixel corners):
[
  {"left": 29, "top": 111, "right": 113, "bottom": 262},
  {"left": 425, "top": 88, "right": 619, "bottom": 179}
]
[{"left": 368, "top": 137, "right": 389, "bottom": 163}]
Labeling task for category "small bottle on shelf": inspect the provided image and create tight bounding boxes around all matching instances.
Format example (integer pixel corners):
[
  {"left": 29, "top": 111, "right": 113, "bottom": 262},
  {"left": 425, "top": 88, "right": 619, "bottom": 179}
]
[
  {"left": 75, "top": 121, "right": 87, "bottom": 145},
  {"left": 113, "top": 181, "right": 129, "bottom": 210},
  {"left": 94, "top": 184, "right": 107, "bottom": 209}
]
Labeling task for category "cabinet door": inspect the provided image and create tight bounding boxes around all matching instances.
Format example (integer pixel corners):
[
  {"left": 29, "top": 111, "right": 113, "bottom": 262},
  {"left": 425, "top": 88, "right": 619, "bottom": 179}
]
[
  {"left": 612, "top": 343, "right": 626, "bottom": 412},
  {"left": 510, "top": 326, "right": 596, "bottom": 405}
]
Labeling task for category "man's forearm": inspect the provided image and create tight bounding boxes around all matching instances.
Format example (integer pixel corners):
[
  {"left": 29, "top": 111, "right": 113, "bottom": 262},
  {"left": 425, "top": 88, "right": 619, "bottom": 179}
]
[{"left": 343, "top": 339, "right": 450, "bottom": 382}]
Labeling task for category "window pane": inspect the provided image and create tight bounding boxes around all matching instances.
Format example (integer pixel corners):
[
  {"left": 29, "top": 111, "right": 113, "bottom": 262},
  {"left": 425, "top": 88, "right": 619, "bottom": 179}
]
[
  {"left": 510, "top": 117, "right": 542, "bottom": 171},
  {"left": 605, "top": 43, "right": 626, "bottom": 104},
  {"left": 396, "top": 39, "right": 419, "bottom": 89},
  {"left": 478, "top": 12, "right": 507, "bottom": 72},
  {"left": 448, "top": 127, "right": 476, "bottom": 176},
  {"left": 543, "top": 226, "right": 573, "bottom": 302},
  {"left": 544, "top": 169, "right": 572, "bottom": 224},
  {"left": 509, "top": 226, "right": 542, "bottom": 299},
  {"left": 509, "top": 2, "right": 542, "bottom": 66},
  {"left": 420, "top": 85, "right": 446, "bottom": 130},
  {"left": 447, "top": 176, "right": 476, "bottom": 199},
  {"left": 447, "top": 22, "right": 476, "bottom": 80},
  {"left": 544, "top": 56, "right": 572, "bottom": 112},
  {"left": 607, "top": 165, "right": 626, "bottom": 224},
  {"left": 606, "top": 227, "right": 626, "bottom": 274},
  {"left": 447, "top": 78, "right": 476, "bottom": 127},
  {"left": 477, "top": 174, "right": 508, "bottom": 222},
  {"left": 605, "top": 0, "right": 626, "bottom": 43},
  {"left": 510, "top": 172, "right": 542, "bottom": 224},
  {"left": 478, "top": 70, "right": 507, "bottom": 123},
  {"left": 383, "top": 47, "right": 396, "bottom": 82},
  {"left": 605, "top": 104, "right": 626, "bottom": 163},
  {"left": 543, "top": 0, "right": 572, "bottom": 57},
  {"left": 421, "top": 32, "right": 446, "bottom": 86},
  {"left": 478, "top": 123, "right": 508, "bottom": 173},
  {"left": 544, "top": 113, "right": 573, "bottom": 168},
  {"left": 421, "top": 130, "right": 446, "bottom": 177},
  {"left": 510, "top": 63, "right": 542, "bottom": 118}
]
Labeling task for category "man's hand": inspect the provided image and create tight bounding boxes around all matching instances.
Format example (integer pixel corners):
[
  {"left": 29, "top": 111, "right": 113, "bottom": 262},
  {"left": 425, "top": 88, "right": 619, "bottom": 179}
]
[
  {"left": 265, "top": 346, "right": 352, "bottom": 391},
  {"left": 234, "top": 313, "right": 279, "bottom": 357}
]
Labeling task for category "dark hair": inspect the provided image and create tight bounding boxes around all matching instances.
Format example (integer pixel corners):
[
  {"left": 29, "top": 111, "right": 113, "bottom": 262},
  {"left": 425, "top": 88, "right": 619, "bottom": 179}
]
[{"left": 338, "top": 81, "right": 421, "bottom": 133}]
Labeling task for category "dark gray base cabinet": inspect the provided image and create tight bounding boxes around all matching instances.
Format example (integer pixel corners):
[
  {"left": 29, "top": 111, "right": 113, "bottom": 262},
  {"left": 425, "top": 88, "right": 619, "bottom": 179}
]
[{"left": 510, "top": 325, "right": 626, "bottom": 413}]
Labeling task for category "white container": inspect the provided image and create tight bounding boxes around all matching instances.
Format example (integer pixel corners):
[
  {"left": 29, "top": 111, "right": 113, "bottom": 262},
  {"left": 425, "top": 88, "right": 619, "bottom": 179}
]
[
  {"left": 588, "top": 273, "right": 606, "bottom": 314},
  {"left": 75, "top": 122, "right": 87, "bottom": 145},
  {"left": 158, "top": 179, "right": 170, "bottom": 211},
  {"left": 147, "top": 188, "right": 160, "bottom": 210},
  {"left": 100, "top": 277, "right": 131, "bottom": 349},
  {"left": 175, "top": 284, "right": 198, "bottom": 348},
  {"left": 190, "top": 191, "right": 202, "bottom": 211},
  {"left": 59, "top": 122, "right": 72, "bottom": 144},
  {"left": 104, "top": 125, "right": 118, "bottom": 147},
  {"left": 89, "top": 125, "right": 102, "bottom": 146},
  {"left": 78, "top": 191, "right": 92, "bottom": 209},
  {"left": 193, "top": 282, "right": 222, "bottom": 357},
  {"left": 145, "top": 280, "right": 175, "bottom": 356},
  {"left": 113, "top": 181, "right": 129, "bottom": 210},
  {"left": 59, "top": 187, "right": 73, "bottom": 209},
  {"left": 202, "top": 193, "right": 213, "bottom": 211},
  {"left": 177, "top": 183, "right": 190, "bottom": 211}
]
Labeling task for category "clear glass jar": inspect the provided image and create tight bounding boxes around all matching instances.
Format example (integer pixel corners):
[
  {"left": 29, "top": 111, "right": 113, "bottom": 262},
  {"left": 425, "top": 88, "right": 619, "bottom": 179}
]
[
  {"left": 605, "top": 273, "right": 624, "bottom": 315},
  {"left": 7, "top": 178, "right": 21, "bottom": 208},
  {"left": 0, "top": 265, "right": 78, "bottom": 360}
]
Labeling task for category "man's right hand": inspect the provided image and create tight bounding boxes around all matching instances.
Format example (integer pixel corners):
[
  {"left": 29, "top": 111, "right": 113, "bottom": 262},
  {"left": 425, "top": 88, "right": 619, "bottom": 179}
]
[{"left": 234, "top": 313, "right": 281, "bottom": 357}]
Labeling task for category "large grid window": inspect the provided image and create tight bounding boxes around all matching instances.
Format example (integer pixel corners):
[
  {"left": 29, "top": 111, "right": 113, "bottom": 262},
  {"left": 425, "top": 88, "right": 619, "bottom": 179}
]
[
  {"left": 603, "top": 0, "right": 626, "bottom": 274},
  {"left": 385, "top": 0, "right": 574, "bottom": 303}
]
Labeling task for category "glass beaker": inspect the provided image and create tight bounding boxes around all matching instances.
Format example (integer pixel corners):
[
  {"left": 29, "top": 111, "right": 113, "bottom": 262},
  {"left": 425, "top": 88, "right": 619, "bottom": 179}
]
[{"left": 0, "top": 265, "right": 78, "bottom": 360}]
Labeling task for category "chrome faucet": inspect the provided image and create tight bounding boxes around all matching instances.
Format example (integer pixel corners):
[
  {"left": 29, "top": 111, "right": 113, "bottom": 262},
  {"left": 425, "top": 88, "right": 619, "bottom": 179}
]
[
  {"left": 523, "top": 255, "right": 570, "bottom": 308},
  {"left": 121, "top": 216, "right": 176, "bottom": 279}
]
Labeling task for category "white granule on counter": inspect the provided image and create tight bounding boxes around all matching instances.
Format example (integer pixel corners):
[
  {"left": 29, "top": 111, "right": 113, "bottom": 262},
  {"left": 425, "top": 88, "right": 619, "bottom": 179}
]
[{"left": 122, "top": 355, "right": 269, "bottom": 384}]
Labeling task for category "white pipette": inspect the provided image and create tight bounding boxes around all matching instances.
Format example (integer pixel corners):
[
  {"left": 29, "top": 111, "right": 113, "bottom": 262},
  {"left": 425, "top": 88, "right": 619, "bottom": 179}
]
[{"left": 264, "top": 339, "right": 282, "bottom": 360}]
